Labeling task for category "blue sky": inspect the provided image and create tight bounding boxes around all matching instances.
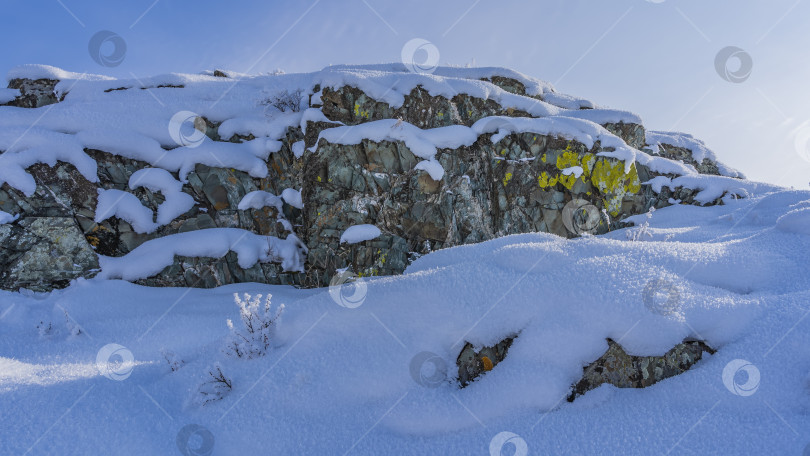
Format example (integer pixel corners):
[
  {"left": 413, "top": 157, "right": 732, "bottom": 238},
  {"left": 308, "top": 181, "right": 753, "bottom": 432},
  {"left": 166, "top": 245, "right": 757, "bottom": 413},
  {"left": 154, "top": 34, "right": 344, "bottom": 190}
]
[{"left": 2, "top": 0, "right": 809, "bottom": 188}]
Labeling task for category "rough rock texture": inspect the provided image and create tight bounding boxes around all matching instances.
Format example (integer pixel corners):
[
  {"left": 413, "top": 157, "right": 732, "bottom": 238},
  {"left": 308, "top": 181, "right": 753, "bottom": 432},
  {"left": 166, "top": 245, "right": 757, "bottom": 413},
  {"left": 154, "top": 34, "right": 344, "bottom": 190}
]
[
  {"left": 300, "top": 130, "right": 654, "bottom": 285},
  {"left": 568, "top": 338, "right": 715, "bottom": 401},
  {"left": 454, "top": 335, "right": 713, "bottom": 394},
  {"left": 320, "top": 85, "right": 530, "bottom": 129},
  {"left": 457, "top": 338, "right": 514, "bottom": 387},
  {"left": 648, "top": 143, "right": 722, "bottom": 176},
  {"left": 3, "top": 78, "right": 61, "bottom": 108},
  {"left": 0, "top": 217, "right": 98, "bottom": 290},
  {"left": 0, "top": 71, "right": 740, "bottom": 291}
]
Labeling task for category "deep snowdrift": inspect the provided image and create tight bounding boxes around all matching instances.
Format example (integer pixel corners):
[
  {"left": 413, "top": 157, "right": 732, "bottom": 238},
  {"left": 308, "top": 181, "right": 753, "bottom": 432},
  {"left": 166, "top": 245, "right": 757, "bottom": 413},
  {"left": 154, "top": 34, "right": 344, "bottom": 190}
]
[{"left": 1, "top": 187, "right": 809, "bottom": 455}]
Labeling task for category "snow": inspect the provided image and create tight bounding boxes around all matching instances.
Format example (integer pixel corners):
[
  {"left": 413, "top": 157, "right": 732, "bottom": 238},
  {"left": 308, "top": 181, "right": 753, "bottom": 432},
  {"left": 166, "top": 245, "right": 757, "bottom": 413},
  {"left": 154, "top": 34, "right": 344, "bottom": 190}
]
[
  {"left": 646, "top": 130, "right": 745, "bottom": 178},
  {"left": 558, "top": 108, "right": 642, "bottom": 126},
  {"left": 340, "top": 224, "right": 382, "bottom": 244},
  {"left": 324, "top": 63, "right": 552, "bottom": 96},
  {"left": 96, "top": 228, "right": 307, "bottom": 281},
  {"left": 312, "top": 119, "right": 479, "bottom": 180},
  {"left": 237, "top": 190, "right": 283, "bottom": 212},
  {"left": 95, "top": 170, "right": 194, "bottom": 233},
  {"left": 561, "top": 166, "right": 584, "bottom": 178},
  {"left": 0, "top": 63, "right": 736, "bottom": 203},
  {"left": 312, "top": 115, "right": 667, "bottom": 182},
  {"left": 0, "top": 88, "right": 18, "bottom": 104},
  {"left": 414, "top": 159, "right": 445, "bottom": 180},
  {"left": 776, "top": 202, "right": 810, "bottom": 235},
  {"left": 2, "top": 62, "right": 803, "bottom": 454},
  {"left": 5, "top": 64, "right": 114, "bottom": 82},
  {"left": 237, "top": 191, "right": 295, "bottom": 232},
  {"left": 472, "top": 115, "right": 655, "bottom": 173},
  {"left": 94, "top": 189, "right": 158, "bottom": 234},
  {"left": 280, "top": 188, "right": 303, "bottom": 209},
  {"left": 314, "top": 119, "right": 478, "bottom": 159},
  {"left": 643, "top": 174, "right": 779, "bottom": 205},
  {"left": 75, "top": 130, "right": 270, "bottom": 182},
  {"left": 0, "top": 128, "right": 98, "bottom": 196},
  {"left": 291, "top": 140, "right": 306, "bottom": 158},
  {"left": 300, "top": 107, "right": 338, "bottom": 134},
  {"left": 128, "top": 168, "right": 195, "bottom": 226},
  {"left": 316, "top": 65, "right": 560, "bottom": 117},
  {"left": 1, "top": 188, "right": 809, "bottom": 454},
  {"left": 0, "top": 210, "right": 18, "bottom": 224}
]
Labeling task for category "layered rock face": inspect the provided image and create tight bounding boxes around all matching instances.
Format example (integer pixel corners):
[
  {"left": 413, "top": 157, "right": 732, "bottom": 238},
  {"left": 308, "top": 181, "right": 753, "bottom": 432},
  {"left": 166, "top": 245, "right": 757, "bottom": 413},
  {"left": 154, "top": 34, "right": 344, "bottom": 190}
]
[{"left": 0, "top": 64, "right": 745, "bottom": 291}]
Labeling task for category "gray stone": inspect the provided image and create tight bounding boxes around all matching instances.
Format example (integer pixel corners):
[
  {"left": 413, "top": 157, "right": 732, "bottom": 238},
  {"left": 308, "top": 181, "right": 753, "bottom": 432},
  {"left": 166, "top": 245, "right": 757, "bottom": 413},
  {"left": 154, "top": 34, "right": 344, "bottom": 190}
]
[
  {"left": 0, "top": 217, "right": 99, "bottom": 291},
  {"left": 568, "top": 338, "right": 715, "bottom": 401},
  {"left": 457, "top": 337, "right": 515, "bottom": 387}
]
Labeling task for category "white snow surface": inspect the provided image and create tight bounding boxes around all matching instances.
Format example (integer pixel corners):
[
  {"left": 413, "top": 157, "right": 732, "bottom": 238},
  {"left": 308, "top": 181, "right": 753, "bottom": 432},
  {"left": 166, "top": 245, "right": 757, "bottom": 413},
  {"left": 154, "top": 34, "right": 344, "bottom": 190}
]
[
  {"left": 775, "top": 200, "right": 810, "bottom": 235},
  {"left": 94, "top": 189, "right": 158, "bottom": 234},
  {"left": 128, "top": 168, "right": 195, "bottom": 226},
  {"left": 561, "top": 166, "right": 584, "bottom": 178},
  {"left": 237, "top": 190, "right": 283, "bottom": 212},
  {"left": 94, "top": 170, "right": 194, "bottom": 233},
  {"left": 280, "top": 188, "right": 303, "bottom": 209},
  {"left": 291, "top": 140, "right": 306, "bottom": 158},
  {"left": 0, "top": 88, "right": 18, "bottom": 104},
  {"left": 96, "top": 228, "right": 306, "bottom": 281},
  {"left": 646, "top": 130, "right": 745, "bottom": 178},
  {"left": 340, "top": 224, "right": 382, "bottom": 244},
  {"left": 0, "top": 210, "right": 18, "bottom": 224},
  {"left": 5, "top": 64, "right": 114, "bottom": 82},
  {"left": 1, "top": 188, "right": 809, "bottom": 455}
]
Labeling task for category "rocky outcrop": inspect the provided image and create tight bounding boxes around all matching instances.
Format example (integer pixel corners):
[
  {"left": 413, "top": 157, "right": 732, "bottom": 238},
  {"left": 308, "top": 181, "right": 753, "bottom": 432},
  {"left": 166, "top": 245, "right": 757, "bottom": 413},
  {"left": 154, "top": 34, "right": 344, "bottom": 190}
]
[
  {"left": 457, "top": 338, "right": 514, "bottom": 387},
  {"left": 3, "top": 78, "right": 61, "bottom": 108},
  {"left": 568, "top": 338, "right": 715, "bottom": 401},
  {"left": 648, "top": 143, "right": 722, "bottom": 176},
  {"left": 0, "top": 67, "right": 743, "bottom": 291},
  {"left": 301, "top": 129, "right": 652, "bottom": 285},
  {"left": 453, "top": 335, "right": 713, "bottom": 396}
]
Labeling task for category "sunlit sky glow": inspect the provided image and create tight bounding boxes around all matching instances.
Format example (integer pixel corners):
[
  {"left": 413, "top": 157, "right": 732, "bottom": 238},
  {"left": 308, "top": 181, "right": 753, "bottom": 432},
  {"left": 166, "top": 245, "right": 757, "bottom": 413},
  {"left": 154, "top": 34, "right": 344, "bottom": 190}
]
[{"left": 2, "top": 0, "right": 809, "bottom": 188}]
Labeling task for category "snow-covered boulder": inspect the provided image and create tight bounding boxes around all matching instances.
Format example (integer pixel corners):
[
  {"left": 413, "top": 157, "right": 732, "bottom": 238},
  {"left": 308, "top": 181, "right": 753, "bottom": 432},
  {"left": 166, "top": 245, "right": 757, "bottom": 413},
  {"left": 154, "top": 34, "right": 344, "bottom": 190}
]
[{"left": 0, "top": 63, "right": 754, "bottom": 291}]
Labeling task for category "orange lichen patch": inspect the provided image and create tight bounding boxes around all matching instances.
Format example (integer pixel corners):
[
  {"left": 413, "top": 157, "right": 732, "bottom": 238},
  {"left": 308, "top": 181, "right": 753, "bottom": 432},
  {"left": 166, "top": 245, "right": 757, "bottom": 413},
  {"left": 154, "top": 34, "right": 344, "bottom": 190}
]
[{"left": 481, "top": 356, "right": 494, "bottom": 371}]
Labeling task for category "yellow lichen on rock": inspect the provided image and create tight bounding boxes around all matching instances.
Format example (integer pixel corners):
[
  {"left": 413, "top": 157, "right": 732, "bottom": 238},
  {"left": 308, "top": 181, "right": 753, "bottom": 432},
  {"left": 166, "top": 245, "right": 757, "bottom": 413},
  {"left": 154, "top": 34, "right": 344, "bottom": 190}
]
[
  {"left": 555, "top": 146, "right": 579, "bottom": 170},
  {"left": 581, "top": 153, "right": 596, "bottom": 178},
  {"left": 555, "top": 146, "right": 580, "bottom": 190},
  {"left": 537, "top": 171, "right": 559, "bottom": 189},
  {"left": 502, "top": 172, "right": 513, "bottom": 187},
  {"left": 590, "top": 157, "right": 641, "bottom": 216}
]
